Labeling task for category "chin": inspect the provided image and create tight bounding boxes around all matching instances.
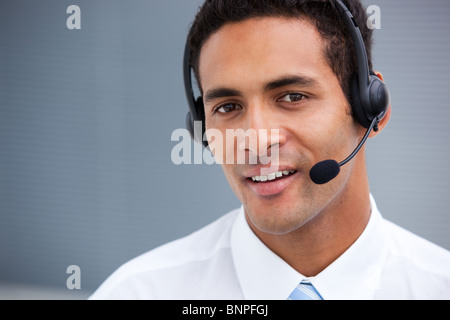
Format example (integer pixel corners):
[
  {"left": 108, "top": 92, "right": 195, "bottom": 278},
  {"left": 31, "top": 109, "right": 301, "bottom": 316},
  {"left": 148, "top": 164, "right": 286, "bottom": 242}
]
[{"left": 243, "top": 200, "right": 316, "bottom": 236}]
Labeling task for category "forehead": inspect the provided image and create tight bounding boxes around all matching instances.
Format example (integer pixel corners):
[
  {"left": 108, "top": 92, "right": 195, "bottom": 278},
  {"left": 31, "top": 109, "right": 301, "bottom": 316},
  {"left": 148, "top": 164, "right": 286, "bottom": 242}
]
[{"left": 198, "top": 17, "right": 331, "bottom": 93}]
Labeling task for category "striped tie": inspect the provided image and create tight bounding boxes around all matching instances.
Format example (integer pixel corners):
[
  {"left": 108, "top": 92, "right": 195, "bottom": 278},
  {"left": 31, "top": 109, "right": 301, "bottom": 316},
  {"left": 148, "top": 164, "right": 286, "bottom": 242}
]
[{"left": 288, "top": 280, "right": 323, "bottom": 300}]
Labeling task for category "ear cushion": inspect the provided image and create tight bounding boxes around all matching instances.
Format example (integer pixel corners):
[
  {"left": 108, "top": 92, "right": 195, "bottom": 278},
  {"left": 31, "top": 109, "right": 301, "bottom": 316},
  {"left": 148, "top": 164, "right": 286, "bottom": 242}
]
[
  {"left": 350, "top": 74, "right": 371, "bottom": 128},
  {"left": 186, "top": 112, "right": 195, "bottom": 139},
  {"left": 195, "top": 98, "right": 208, "bottom": 148},
  {"left": 186, "top": 99, "right": 209, "bottom": 148},
  {"left": 369, "top": 77, "right": 390, "bottom": 119}
]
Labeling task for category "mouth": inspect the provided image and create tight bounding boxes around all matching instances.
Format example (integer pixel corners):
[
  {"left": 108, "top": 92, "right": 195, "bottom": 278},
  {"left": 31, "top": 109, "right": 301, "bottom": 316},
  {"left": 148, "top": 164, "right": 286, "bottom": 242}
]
[
  {"left": 248, "top": 170, "right": 297, "bottom": 183},
  {"left": 245, "top": 169, "right": 299, "bottom": 197}
]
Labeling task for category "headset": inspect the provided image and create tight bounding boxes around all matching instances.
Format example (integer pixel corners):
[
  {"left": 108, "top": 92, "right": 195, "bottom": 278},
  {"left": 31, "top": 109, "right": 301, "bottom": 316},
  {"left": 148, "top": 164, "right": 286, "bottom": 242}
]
[{"left": 182, "top": 0, "right": 390, "bottom": 162}]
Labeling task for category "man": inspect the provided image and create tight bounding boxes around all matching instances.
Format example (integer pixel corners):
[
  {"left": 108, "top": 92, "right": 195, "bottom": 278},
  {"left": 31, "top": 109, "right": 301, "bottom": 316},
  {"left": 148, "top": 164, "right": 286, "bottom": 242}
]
[{"left": 90, "top": 0, "right": 450, "bottom": 300}]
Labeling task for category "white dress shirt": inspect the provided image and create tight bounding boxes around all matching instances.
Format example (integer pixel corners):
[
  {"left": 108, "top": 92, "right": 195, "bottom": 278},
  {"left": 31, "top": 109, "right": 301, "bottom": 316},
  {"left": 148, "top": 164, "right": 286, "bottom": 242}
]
[{"left": 90, "top": 195, "right": 450, "bottom": 300}]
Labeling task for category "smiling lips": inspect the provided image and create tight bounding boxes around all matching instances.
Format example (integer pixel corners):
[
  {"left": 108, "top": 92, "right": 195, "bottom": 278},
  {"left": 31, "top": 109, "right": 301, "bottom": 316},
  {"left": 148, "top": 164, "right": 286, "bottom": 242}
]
[
  {"left": 246, "top": 169, "right": 298, "bottom": 197},
  {"left": 250, "top": 170, "right": 296, "bottom": 182}
]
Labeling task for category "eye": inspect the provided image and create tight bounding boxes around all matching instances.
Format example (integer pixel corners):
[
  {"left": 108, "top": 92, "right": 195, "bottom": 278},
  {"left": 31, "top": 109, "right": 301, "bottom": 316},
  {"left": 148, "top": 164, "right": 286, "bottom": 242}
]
[
  {"left": 277, "top": 93, "right": 305, "bottom": 103},
  {"left": 214, "top": 103, "right": 242, "bottom": 114}
]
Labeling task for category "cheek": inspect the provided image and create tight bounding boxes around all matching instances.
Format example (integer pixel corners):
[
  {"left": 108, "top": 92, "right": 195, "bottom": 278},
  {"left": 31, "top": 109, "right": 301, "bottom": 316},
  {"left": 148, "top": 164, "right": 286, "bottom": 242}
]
[
  {"left": 285, "top": 113, "right": 335, "bottom": 158},
  {"left": 205, "top": 123, "right": 248, "bottom": 166},
  {"left": 323, "top": 118, "right": 361, "bottom": 165},
  {"left": 204, "top": 120, "right": 229, "bottom": 165},
  {"left": 287, "top": 107, "right": 357, "bottom": 163},
  {"left": 220, "top": 163, "right": 246, "bottom": 203}
]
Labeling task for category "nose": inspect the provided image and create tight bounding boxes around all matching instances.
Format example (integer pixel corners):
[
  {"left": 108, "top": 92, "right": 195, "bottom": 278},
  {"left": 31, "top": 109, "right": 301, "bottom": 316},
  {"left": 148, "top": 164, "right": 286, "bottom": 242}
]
[{"left": 238, "top": 102, "right": 286, "bottom": 160}]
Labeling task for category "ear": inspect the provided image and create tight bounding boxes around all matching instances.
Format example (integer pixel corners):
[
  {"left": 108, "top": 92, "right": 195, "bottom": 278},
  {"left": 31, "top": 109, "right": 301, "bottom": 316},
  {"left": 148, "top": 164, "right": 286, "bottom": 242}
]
[{"left": 369, "top": 71, "right": 392, "bottom": 138}]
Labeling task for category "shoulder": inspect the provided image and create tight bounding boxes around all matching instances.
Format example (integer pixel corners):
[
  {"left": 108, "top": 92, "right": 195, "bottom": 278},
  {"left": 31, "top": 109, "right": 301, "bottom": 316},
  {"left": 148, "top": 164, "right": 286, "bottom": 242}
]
[
  {"left": 89, "top": 208, "right": 241, "bottom": 299},
  {"left": 383, "top": 219, "right": 450, "bottom": 272},
  {"left": 380, "top": 218, "right": 450, "bottom": 298}
]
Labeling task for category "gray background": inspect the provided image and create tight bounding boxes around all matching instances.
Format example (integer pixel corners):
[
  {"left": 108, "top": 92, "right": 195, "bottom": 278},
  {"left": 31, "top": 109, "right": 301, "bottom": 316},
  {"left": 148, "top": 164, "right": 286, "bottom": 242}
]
[{"left": 0, "top": 0, "right": 448, "bottom": 299}]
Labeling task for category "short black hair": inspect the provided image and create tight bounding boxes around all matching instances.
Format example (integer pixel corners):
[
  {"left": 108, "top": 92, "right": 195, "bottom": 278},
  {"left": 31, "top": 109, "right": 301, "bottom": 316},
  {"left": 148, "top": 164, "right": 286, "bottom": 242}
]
[{"left": 187, "top": 0, "right": 373, "bottom": 102}]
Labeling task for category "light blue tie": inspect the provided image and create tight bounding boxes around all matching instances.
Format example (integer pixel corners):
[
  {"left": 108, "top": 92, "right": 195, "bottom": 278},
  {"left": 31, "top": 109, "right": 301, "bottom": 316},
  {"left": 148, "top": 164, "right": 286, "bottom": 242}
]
[{"left": 288, "top": 280, "right": 323, "bottom": 300}]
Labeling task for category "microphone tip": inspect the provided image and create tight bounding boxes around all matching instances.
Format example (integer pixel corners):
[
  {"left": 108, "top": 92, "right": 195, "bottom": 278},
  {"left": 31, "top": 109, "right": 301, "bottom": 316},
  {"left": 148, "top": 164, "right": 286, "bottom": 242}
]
[{"left": 309, "top": 160, "right": 340, "bottom": 185}]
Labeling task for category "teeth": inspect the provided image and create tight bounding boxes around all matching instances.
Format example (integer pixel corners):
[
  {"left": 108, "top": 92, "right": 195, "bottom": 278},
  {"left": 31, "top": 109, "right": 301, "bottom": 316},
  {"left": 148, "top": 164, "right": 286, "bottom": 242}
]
[{"left": 251, "top": 170, "right": 296, "bottom": 182}]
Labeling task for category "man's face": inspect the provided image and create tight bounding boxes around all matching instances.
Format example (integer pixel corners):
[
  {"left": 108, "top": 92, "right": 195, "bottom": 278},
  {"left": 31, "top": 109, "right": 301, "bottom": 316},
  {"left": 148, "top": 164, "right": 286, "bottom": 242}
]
[{"left": 199, "top": 17, "right": 364, "bottom": 235}]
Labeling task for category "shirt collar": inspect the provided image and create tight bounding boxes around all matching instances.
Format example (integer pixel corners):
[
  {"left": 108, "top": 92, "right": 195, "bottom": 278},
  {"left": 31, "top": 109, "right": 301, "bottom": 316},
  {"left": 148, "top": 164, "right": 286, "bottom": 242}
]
[
  {"left": 230, "top": 206, "right": 303, "bottom": 299},
  {"left": 230, "top": 194, "right": 389, "bottom": 300}
]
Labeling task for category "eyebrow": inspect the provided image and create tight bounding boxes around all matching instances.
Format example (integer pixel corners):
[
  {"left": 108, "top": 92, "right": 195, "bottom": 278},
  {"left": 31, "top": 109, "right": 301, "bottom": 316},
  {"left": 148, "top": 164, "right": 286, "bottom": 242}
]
[
  {"left": 203, "top": 74, "right": 319, "bottom": 104},
  {"left": 264, "top": 75, "right": 318, "bottom": 91},
  {"left": 204, "top": 88, "right": 242, "bottom": 104}
]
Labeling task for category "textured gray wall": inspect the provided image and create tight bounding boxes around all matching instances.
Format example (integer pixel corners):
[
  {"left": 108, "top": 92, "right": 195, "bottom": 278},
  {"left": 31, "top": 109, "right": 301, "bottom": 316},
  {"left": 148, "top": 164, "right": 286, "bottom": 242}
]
[{"left": 0, "top": 0, "right": 449, "bottom": 296}]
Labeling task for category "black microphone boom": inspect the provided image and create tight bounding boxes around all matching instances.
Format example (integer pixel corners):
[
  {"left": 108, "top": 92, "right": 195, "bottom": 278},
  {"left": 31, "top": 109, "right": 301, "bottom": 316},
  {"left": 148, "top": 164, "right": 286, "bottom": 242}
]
[{"left": 309, "top": 116, "right": 380, "bottom": 185}]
